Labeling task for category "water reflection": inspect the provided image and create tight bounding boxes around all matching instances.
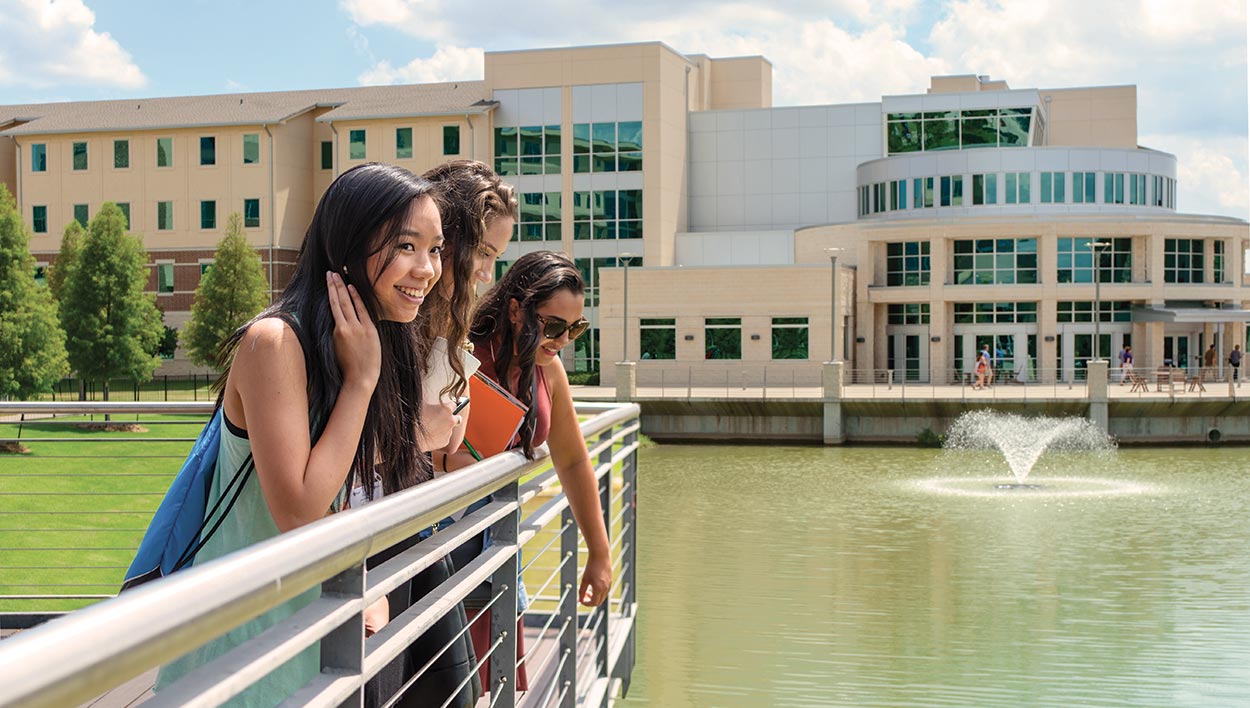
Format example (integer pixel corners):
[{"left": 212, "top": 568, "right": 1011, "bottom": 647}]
[{"left": 624, "top": 445, "right": 1250, "bottom": 707}]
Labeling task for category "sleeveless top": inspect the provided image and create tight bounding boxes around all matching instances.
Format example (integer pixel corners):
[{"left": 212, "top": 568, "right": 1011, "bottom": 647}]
[
  {"left": 154, "top": 411, "right": 343, "bottom": 705},
  {"left": 471, "top": 337, "right": 552, "bottom": 448}
]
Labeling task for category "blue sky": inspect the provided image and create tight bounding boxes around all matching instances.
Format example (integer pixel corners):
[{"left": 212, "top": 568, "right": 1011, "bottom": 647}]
[{"left": 0, "top": 0, "right": 1245, "bottom": 219}]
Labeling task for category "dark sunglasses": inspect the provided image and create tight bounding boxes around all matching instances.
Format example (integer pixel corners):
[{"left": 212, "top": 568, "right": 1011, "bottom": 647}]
[{"left": 536, "top": 314, "right": 590, "bottom": 341}]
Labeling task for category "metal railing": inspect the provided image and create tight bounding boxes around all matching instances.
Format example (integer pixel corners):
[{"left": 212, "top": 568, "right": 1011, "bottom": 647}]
[
  {"left": 633, "top": 364, "right": 824, "bottom": 399},
  {"left": 842, "top": 367, "right": 1088, "bottom": 400},
  {"left": 0, "top": 400, "right": 640, "bottom": 708}
]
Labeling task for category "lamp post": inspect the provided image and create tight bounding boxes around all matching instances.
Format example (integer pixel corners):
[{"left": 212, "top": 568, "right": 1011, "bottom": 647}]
[
  {"left": 1090, "top": 240, "right": 1111, "bottom": 361},
  {"left": 824, "top": 247, "right": 844, "bottom": 362},
  {"left": 619, "top": 252, "right": 638, "bottom": 362}
]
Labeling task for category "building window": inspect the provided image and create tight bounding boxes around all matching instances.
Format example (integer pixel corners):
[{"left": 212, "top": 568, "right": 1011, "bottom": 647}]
[
  {"left": 320, "top": 141, "right": 333, "bottom": 170},
  {"left": 516, "top": 192, "right": 562, "bottom": 242},
  {"left": 1057, "top": 301, "right": 1132, "bottom": 323},
  {"left": 1152, "top": 175, "right": 1165, "bottom": 207},
  {"left": 348, "top": 130, "right": 366, "bottom": 160},
  {"left": 443, "top": 125, "right": 461, "bottom": 155},
  {"left": 117, "top": 203, "right": 130, "bottom": 229},
  {"left": 888, "top": 179, "right": 907, "bottom": 210},
  {"left": 1005, "top": 172, "right": 1031, "bottom": 204},
  {"left": 572, "top": 190, "right": 642, "bottom": 240},
  {"left": 1164, "top": 238, "right": 1203, "bottom": 283},
  {"left": 704, "top": 318, "right": 741, "bottom": 360},
  {"left": 31, "top": 143, "right": 47, "bottom": 172},
  {"left": 1214, "top": 240, "right": 1225, "bottom": 283},
  {"left": 953, "top": 238, "right": 1038, "bottom": 285},
  {"left": 953, "top": 302, "right": 1038, "bottom": 324},
  {"left": 494, "top": 259, "right": 511, "bottom": 284},
  {"left": 1128, "top": 173, "right": 1147, "bottom": 205},
  {"left": 886, "top": 241, "right": 930, "bottom": 286},
  {"left": 157, "top": 263, "right": 175, "bottom": 294},
  {"left": 939, "top": 175, "right": 963, "bottom": 206},
  {"left": 244, "top": 199, "right": 260, "bottom": 228},
  {"left": 912, "top": 177, "right": 934, "bottom": 208},
  {"left": 395, "top": 127, "right": 413, "bottom": 160},
  {"left": 1104, "top": 173, "right": 1125, "bottom": 204},
  {"left": 200, "top": 260, "right": 214, "bottom": 275},
  {"left": 72, "top": 142, "right": 88, "bottom": 171},
  {"left": 34, "top": 264, "right": 48, "bottom": 288},
  {"left": 114, "top": 140, "right": 130, "bottom": 169},
  {"left": 887, "top": 303, "right": 930, "bottom": 325},
  {"left": 200, "top": 200, "right": 216, "bottom": 230},
  {"left": 156, "top": 138, "right": 173, "bottom": 168},
  {"left": 572, "top": 327, "right": 600, "bottom": 372},
  {"left": 771, "top": 317, "right": 809, "bottom": 360},
  {"left": 972, "top": 173, "right": 997, "bottom": 205},
  {"left": 575, "top": 257, "right": 627, "bottom": 308},
  {"left": 200, "top": 136, "right": 216, "bottom": 166},
  {"left": 32, "top": 205, "right": 47, "bottom": 233},
  {"left": 886, "top": 107, "right": 1033, "bottom": 154},
  {"left": 496, "top": 125, "right": 561, "bottom": 176},
  {"left": 572, "top": 121, "right": 639, "bottom": 174},
  {"left": 157, "top": 201, "right": 174, "bottom": 231},
  {"left": 1056, "top": 237, "right": 1132, "bottom": 283},
  {"left": 1072, "top": 172, "right": 1096, "bottom": 204},
  {"left": 640, "top": 318, "right": 676, "bottom": 360},
  {"left": 243, "top": 133, "right": 260, "bottom": 164},
  {"left": 73, "top": 204, "right": 88, "bottom": 227},
  {"left": 1040, "top": 172, "right": 1065, "bottom": 203}
]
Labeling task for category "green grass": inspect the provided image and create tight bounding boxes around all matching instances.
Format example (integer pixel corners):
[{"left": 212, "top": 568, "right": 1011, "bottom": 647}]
[
  {"left": 0, "top": 414, "right": 204, "bottom": 612},
  {"left": 1, "top": 417, "right": 635, "bottom": 616}
]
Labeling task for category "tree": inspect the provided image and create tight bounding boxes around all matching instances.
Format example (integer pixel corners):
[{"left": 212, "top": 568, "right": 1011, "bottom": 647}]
[
  {"left": 47, "top": 219, "right": 84, "bottom": 301},
  {"left": 61, "top": 202, "right": 164, "bottom": 400},
  {"left": 183, "top": 212, "right": 269, "bottom": 367},
  {"left": 0, "top": 185, "right": 70, "bottom": 399}
]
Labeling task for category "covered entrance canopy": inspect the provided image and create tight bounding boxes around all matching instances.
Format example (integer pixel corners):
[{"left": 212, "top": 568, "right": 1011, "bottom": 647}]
[{"left": 1131, "top": 306, "right": 1250, "bottom": 323}]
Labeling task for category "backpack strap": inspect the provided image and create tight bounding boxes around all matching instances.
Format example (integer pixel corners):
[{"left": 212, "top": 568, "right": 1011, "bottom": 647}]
[{"left": 172, "top": 452, "right": 256, "bottom": 572}]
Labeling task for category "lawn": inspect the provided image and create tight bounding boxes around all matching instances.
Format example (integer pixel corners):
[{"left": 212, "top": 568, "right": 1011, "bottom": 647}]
[{"left": 1, "top": 413, "right": 633, "bottom": 616}]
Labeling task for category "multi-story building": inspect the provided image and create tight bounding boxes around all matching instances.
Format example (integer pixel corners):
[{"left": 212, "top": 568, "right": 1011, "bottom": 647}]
[{"left": 3, "top": 42, "right": 1246, "bottom": 382}]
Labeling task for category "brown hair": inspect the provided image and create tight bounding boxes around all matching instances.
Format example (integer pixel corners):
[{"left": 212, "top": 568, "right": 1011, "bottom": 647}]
[{"left": 421, "top": 160, "right": 517, "bottom": 398}]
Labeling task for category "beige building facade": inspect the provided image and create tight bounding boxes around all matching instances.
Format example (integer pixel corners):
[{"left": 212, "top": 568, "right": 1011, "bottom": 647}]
[{"left": 2, "top": 44, "right": 1246, "bottom": 383}]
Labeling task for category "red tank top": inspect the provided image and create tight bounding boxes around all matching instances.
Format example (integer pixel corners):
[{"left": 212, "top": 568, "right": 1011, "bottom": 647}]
[{"left": 471, "top": 337, "right": 552, "bottom": 448}]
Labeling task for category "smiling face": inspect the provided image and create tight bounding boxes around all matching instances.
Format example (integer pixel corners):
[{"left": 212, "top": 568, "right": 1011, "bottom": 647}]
[
  {"left": 365, "top": 195, "right": 443, "bottom": 323},
  {"left": 513, "top": 288, "right": 586, "bottom": 365}
]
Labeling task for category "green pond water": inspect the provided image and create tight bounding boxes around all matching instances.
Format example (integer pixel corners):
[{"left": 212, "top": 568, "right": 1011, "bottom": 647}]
[{"left": 621, "top": 444, "right": 1250, "bottom": 707}]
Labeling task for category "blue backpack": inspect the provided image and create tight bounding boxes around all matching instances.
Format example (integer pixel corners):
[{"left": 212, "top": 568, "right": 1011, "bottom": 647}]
[{"left": 121, "top": 408, "right": 255, "bottom": 591}]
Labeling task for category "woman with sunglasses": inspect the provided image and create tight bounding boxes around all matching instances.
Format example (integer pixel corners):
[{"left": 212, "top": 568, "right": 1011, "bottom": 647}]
[{"left": 453, "top": 250, "right": 612, "bottom": 690}]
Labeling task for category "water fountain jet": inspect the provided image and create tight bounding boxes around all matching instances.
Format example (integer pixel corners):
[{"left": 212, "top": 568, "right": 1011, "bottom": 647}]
[{"left": 943, "top": 410, "right": 1115, "bottom": 486}]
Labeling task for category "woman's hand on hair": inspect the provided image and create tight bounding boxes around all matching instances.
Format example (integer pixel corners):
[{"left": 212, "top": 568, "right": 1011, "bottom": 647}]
[
  {"left": 579, "top": 550, "right": 612, "bottom": 607},
  {"left": 327, "top": 272, "right": 381, "bottom": 391},
  {"left": 416, "top": 400, "right": 462, "bottom": 452}
]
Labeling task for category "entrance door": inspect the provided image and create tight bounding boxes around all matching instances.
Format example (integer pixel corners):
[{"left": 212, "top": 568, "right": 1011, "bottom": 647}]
[
  {"left": 956, "top": 328, "right": 1035, "bottom": 383},
  {"left": 1163, "top": 334, "right": 1194, "bottom": 373},
  {"left": 887, "top": 331, "right": 930, "bottom": 383}
]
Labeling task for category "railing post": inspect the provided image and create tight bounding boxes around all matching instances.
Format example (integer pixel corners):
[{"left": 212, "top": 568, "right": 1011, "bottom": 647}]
[
  {"left": 489, "top": 478, "right": 520, "bottom": 706},
  {"left": 320, "top": 562, "right": 365, "bottom": 705},
  {"left": 559, "top": 507, "right": 578, "bottom": 708},
  {"left": 615, "top": 422, "right": 638, "bottom": 696},
  {"left": 595, "top": 428, "right": 613, "bottom": 692}
]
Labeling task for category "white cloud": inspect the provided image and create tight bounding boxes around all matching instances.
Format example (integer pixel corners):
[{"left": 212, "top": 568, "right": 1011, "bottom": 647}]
[
  {"left": 358, "top": 44, "right": 484, "bottom": 84},
  {"left": 1141, "top": 132, "right": 1250, "bottom": 218},
  {"left": 0, "top": 0, "right": 145, "bottom": 89}
]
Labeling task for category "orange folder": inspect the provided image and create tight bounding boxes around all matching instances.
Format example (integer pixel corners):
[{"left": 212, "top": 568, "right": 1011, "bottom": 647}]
[{"left": 462, "top": 372, "right": 528, "bottom": 459}]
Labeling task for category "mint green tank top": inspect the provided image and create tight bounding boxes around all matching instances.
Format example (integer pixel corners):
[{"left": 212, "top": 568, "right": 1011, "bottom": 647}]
[{"left": 154, "top": 412, "right": 340, "bottom": 705}]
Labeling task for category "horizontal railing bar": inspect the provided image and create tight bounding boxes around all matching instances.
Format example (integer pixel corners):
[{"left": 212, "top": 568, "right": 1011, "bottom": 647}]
[
  {"left": 0, "top": 473, "right": 178, "bottom": 477},
  {"left": 363, "top": 544, "right": 515, "bottom": 681},
  {"left": 400, "top": 583, "right": 510, "bottom": 707},
  {"left": 0, "top": 457, "right": 187, "bottom": 461},
  {"left": 145, "top": 593, "right": 362, "bottom": 708},
  {"left": 436, "top": 631, "right": 504, "bottom": 708},
  {"left": 517, "top": 495, "right": 571, "bottom": 548},
  {"left": 0, "top": 594, "right": 114, "bottom": 600},
  {"left": 522, "top": 553, "right": 572, "bottom": 612},
  {"left": 521, "top": 608, "right": 569, "bottom": 673},
  {"left": 0, "top": 493, "right": 165, "bottom": 496},
  {"left": 364, "top": 500, "right": 513, "bottom": 604},
  {"left": 519, "top": 521, "right": 571, "bottom": 575},
  {"left": 518, "top": 468, "right": 559, "bottom": 505},
  {"left": 536, "top": 647, "right": 570, "bottom": 708},
  {"left": 0, "top": 438, "right": 199, "bottom": 443},
  {"left": 277, "top": 669, "right": 359, "bottom": 708}
]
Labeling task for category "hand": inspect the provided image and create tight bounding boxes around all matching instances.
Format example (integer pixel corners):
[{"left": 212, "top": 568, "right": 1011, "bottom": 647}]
[
  {"left": 417, "top": 400, "right": 462, "bottom": 452},
  {"left": 364, "top": 596, "right": 389, "bottom": 637},
  {"left": 579, "top": 550, "right": 613, "bottom": 607},
  {"left": 327, "top": 272, "right": 381, "bottom": 390}
]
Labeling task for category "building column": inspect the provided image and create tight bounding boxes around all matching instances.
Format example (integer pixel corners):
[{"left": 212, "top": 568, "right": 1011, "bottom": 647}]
[
  {"left": 823, "top": 361, "right": 845, "bottom": 445},
  {"left": 1087, "top": 359, "right": 1109, "bottom": 432}
]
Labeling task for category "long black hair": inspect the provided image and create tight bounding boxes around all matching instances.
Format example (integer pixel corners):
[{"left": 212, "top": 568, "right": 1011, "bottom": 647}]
[
  {"left": 469, "top": 251, "right": 584, "bottom": 459},
  {"left": 420, "top": 160, "right": 517, "bottom": 400},
  {"left": 216, "top": 162, "right": 438, "bottom": 496}
]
